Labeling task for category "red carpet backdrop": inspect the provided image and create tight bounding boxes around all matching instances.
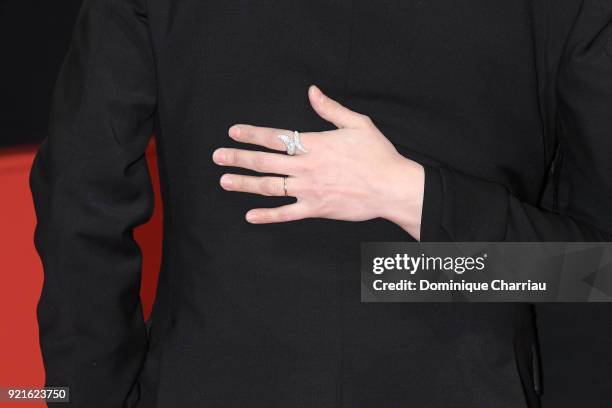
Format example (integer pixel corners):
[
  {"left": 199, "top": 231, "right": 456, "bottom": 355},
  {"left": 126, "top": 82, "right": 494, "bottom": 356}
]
[{"left": 0, "top": 142, "right": 162, "bottom": 407}]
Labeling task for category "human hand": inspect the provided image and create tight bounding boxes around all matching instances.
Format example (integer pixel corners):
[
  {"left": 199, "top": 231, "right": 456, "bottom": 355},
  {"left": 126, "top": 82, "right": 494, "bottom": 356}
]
[{"left": 212, "top": 85, "right": 425, "bottom": 240}]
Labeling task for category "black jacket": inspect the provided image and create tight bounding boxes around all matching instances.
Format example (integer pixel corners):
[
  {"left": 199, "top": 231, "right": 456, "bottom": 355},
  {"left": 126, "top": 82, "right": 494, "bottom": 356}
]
[{"left": 30, "top": 0, "right": 612, "bottom": 407}]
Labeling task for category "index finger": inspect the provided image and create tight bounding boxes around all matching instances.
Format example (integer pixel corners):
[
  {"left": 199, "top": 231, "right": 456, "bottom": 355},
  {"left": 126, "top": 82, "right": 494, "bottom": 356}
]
[{"left": 229, "top": 124, "right": 315, "bottom": 153}]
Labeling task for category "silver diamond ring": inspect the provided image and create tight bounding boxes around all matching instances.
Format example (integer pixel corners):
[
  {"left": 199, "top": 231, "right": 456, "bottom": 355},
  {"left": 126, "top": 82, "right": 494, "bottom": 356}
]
[{"left": 277, "top": 130, "right": 308, "bottom": 156}]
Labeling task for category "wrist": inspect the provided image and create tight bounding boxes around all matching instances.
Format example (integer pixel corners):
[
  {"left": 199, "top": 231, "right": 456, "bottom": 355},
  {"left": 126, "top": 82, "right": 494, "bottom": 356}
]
[{"left": 379, "top": 156, "right": 425, "bottom": 240}]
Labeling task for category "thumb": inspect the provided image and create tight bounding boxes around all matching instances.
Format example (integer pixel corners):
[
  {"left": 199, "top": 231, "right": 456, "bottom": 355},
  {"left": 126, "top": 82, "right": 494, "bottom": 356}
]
[{"left": 308, "top": 85, "right": 371, "bottom": 129}]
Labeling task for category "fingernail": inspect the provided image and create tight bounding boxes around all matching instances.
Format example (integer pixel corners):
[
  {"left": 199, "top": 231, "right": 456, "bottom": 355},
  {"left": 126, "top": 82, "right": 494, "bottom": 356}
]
[
  {"left": 220, "top": 175, "right": 233, "bottom": 188},
  {"left": 229, "top": 125, "right": 241, "bottom": 138},
  {"left": 310, "top": 85, "right": 324, "bottom": 102},
  {"left": 246, "top": 212, "right": 258, "bottom": 222},
  {"left": 213, "top": 149, "right": 226, "bottom": 164}
]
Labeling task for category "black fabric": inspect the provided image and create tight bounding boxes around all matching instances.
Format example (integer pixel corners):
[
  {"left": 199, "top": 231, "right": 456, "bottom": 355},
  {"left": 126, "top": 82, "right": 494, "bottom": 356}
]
[
  {"left": 29, "top": 0, "right": 612, "bottom": 407},
  {"left": 0, "top": 0, "right": 83, "bottom": 146}
]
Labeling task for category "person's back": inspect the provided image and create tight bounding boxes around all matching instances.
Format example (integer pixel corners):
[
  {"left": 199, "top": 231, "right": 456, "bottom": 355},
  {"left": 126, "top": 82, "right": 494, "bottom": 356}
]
[{"left": 30, "top": 0, "right": 612, "bottom": 407}]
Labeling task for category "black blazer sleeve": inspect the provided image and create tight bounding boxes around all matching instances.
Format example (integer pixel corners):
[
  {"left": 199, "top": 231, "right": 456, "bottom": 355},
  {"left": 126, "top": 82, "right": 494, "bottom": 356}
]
[
  {"left": 420, "top": 1, "right": 612, "bottom": 243},
  {"left": 29, "top": 0, "right": 157, "bottom": 405}
]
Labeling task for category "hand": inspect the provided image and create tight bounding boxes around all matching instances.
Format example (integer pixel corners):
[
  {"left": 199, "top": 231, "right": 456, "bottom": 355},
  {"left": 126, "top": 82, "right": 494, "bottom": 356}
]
[{"left": 212, "top": 85, "right": 425, "bottom": 240}]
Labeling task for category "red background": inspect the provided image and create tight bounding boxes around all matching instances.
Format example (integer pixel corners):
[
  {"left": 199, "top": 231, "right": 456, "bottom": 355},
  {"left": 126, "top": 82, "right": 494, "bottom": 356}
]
[{"left": 0, "top": 141, "right": 162, "bottom": 407}]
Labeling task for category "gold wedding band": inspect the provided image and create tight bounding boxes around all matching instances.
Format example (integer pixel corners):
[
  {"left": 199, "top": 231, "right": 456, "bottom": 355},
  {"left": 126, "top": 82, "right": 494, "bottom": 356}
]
[{"left": 283, "top": 176, "right": 288, "bottom": 197}]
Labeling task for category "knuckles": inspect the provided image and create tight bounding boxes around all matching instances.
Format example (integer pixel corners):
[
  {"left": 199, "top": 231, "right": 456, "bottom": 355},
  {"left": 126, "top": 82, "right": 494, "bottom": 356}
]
[
  {"left": 293, "top": 156, "right": 315, "bottom": 174},
  {"left": 278, "top": 211, "right": 292, "bottom": 222},
  {"left": 226, "top": 149, "right": 238, "bottom": 165},
  {"left": 261, "top": 178, "right": 279, "bottom": 196},
  {"left": 252, "top": 154, "right": 268, "bottom": 172},
  {"left": 356, "top": 113, "right": 373, "bottom": 127}
]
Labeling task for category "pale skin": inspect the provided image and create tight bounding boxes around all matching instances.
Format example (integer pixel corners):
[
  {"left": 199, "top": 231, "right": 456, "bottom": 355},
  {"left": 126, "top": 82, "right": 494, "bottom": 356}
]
[{"left": 212, "top": 85, "right": 425, "bottom": 241}]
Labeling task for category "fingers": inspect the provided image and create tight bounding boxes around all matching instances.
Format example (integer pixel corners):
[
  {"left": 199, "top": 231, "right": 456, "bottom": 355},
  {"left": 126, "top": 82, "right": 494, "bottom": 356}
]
[
  {"left": 228, "top": 124, "right": 291, "bottom": 152},
  {"left": 308, "top": 84, "right": 372, "bottom": 129},
  {"left": 220, "top": 174, "right": 299, "bottom": 197},
  {"left": 216, "top": 84, "right": 369, "bottom": 225},
  {"left": 228, "top": 124, "right": 316, "bottom": 154},
  {"left": 245, "top": 202, "right": 309, "bottom": 224},
  {"left": 218, "top": 173, "right": 309, "bottom": 223},
  {"left": 212, "top": 147, "right": 300, "bottom": 175}
]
